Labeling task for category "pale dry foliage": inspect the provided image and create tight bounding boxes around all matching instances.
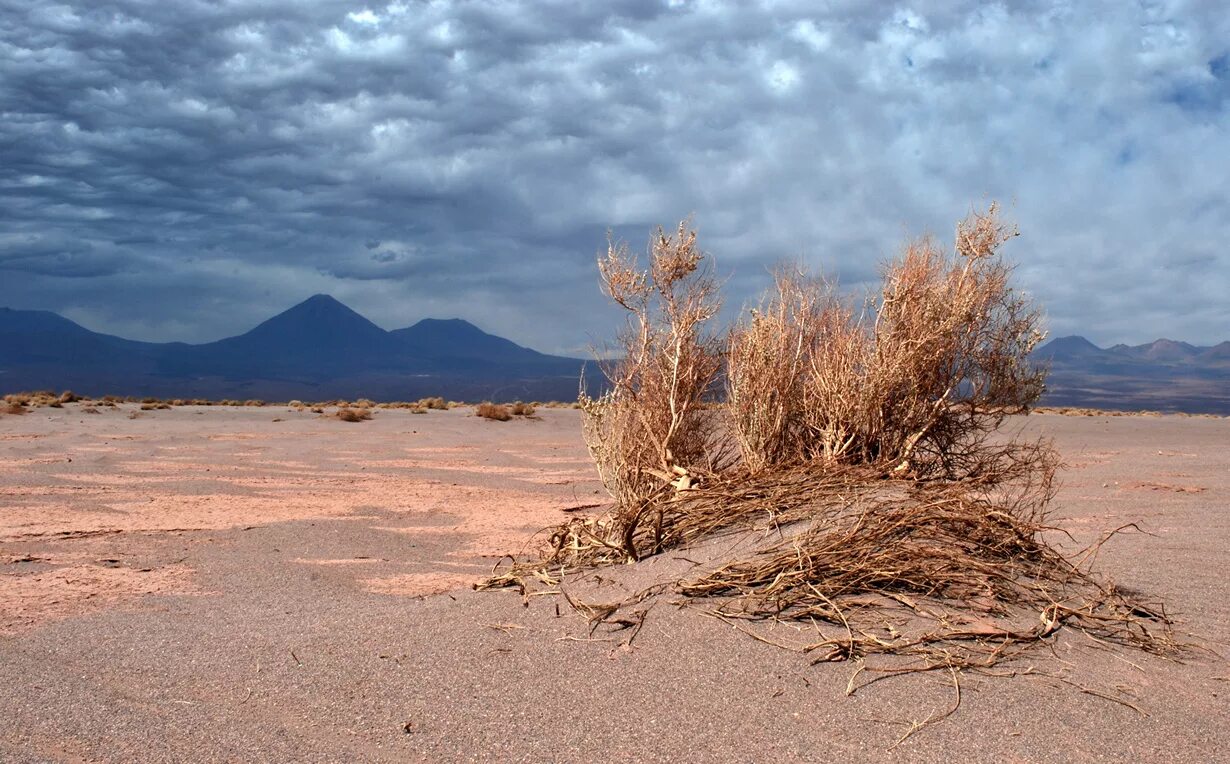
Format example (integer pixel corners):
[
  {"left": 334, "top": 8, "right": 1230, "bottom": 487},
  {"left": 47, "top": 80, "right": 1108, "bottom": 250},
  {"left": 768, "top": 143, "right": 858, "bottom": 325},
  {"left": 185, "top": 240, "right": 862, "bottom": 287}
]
[
  {"left": 481, "top": 208, "right": 1176, "bottom": 713},
  {"left": 578, "top": 221, "right": 731, "bottom": 557},
  {"left": 728, "top": 205, "right": 1047, "bottom": 478},
  {"left": 477, "top": 402, "right": 512, "bottom": 421},
  {"left": 725, "top": 267, "right": 831, "bottom": 472}
]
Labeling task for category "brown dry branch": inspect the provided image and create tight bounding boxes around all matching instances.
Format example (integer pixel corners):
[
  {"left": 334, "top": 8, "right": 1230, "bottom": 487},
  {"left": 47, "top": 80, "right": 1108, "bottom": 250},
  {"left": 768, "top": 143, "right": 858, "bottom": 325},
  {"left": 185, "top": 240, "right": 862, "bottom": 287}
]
[{"left": 579, "top": 221, "right": 733, "bottom": 560}]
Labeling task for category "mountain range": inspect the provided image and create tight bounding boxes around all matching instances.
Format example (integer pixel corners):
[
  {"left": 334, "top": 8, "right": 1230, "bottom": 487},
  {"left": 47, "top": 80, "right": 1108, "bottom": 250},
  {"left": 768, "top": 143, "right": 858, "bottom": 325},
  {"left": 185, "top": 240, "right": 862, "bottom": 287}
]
[
  {"left": 1, "top": 296, "right": 1226, "bottom": 412},
  {"left": 0, "top": 294, "right": 595, "bottom": 402},
  {"left": 1033, "top": 335, "right": 1230, "bottom": 414}
]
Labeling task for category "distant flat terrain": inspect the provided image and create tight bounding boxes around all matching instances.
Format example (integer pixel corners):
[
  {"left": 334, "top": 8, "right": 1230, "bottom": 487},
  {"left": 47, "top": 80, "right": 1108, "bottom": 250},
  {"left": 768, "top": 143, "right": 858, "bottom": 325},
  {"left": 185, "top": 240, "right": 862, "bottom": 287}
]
[{"left": 1, "top": 406, "right": 1227, "bottom": 762}]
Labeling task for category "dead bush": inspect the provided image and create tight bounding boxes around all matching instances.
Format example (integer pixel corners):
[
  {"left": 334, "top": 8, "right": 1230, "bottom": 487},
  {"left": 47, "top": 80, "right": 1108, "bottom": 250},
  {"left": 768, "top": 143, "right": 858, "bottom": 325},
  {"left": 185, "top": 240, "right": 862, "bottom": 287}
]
[
  {"left": 510, "top": 402, "right": 535, "bottom": 416},
  {"left": 58, "top": 391, "right": 80, "bottom": 404},
  {"left": 579, "top": 221, "right": 731, "bottom": 551},
  {"left": 3, "top": 403, "right": 27, "bottom": 415},
  {"left": 332, "top": 407, "right": 372, "bottom": 422},
  {"left": 726, "top": 267, "right": 830, "bottom": 471},
  {"left": 724, "top": 204, "right": 1047, "bottom": 480},
  {"left": 476, "top": 402, "right": 512, "bottom": 421},
  {"left": 480, "top": 207, "right": 1175, "bottom": 714},
  {"left": 418, "top": 396, "right": 448, "bottom": 410}
]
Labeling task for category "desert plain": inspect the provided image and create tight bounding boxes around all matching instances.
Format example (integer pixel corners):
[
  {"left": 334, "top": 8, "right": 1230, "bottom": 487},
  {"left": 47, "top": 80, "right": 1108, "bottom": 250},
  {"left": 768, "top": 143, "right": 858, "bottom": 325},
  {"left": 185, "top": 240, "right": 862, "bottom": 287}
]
[{"left": 0, "top": 403, "right": 1227, "bottom": 762}]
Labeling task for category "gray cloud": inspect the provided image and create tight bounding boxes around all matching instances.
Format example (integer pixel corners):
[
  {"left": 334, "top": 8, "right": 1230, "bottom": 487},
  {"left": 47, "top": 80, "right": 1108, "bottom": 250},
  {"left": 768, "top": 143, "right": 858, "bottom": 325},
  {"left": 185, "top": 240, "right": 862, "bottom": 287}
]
[{"left": 1, "top": 0, "right": 1227, "bottom": 351}]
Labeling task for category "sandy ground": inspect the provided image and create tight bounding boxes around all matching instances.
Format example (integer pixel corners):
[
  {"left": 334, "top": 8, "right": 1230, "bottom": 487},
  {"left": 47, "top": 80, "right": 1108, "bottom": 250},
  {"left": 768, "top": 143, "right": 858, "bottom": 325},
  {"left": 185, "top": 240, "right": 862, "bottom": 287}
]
[{"left": 0, "top": 404, "right": 1226, "bottom": 762}]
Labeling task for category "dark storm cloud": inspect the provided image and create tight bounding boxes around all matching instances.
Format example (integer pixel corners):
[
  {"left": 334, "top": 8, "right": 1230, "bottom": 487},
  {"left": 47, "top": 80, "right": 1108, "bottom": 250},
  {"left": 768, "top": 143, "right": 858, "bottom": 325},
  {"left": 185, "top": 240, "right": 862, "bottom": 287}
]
[{"left": 1, "top": 0, "right": 1228, "bottom": 351}]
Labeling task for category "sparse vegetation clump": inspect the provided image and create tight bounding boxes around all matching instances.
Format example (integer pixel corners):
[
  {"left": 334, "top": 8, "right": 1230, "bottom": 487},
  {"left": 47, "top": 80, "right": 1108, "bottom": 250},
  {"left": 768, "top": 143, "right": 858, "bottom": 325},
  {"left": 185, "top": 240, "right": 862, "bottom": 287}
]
[
  {"left": 510, "top": 402, "right": 535, "bottom": 416},
  {"left": 476, "top": 402, "right": 512, "bottom": 421},
  {"left": 577, "top": 221, "right": 731, "bottom": 519},
  {"left": 482, "top": 207, "right": 1176, "bottom": 704},
  {"left": 332, "top": 407, "right": 373, "bottom": 422}
]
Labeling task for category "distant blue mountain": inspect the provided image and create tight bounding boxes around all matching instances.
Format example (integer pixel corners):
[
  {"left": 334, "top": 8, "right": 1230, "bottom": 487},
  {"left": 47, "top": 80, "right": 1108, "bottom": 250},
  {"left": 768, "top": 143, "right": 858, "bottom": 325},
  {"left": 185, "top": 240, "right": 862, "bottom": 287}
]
[
  {"left": 1032, "top": 335, "right": 1230, "bottom": 414},
  {"left": 0, "top": 296, "right": 594, "bottom": 401}
]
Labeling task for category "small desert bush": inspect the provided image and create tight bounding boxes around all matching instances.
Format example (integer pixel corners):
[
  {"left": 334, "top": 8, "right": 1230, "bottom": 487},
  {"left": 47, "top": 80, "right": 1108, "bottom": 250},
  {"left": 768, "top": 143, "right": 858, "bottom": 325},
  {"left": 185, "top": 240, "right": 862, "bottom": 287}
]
[
  {"left": 140, "top": 402, "right": 171, "bottom": 411},
  {"left": 333, "top": 407, "right": 372, "bottom": 422},
  {"left": 82, "top": 405, "right": 101, "bottom": 414},
  {"left": 726, "top": 204, "right": 1047, "bottom": 480},
  {"left": 410, "top": 406, "right": 428, "bottom": 414},
  {"left": 3, "top": 402, "right": 27, "bottom": 415},
  {"left": 580, "top": 221, "right": 731, "bottom": 529},
  {"left": 58, "top": 391, "right": 80, "bottom": 403},
  {"left": 418, "top": 396, "right": 448, "bottom": 410},
  {"left": 510, "top": 402, "right": 535, "bottom": 416},
  {"left": 476, "top": 402, "right": 512, "bottom": 421}
]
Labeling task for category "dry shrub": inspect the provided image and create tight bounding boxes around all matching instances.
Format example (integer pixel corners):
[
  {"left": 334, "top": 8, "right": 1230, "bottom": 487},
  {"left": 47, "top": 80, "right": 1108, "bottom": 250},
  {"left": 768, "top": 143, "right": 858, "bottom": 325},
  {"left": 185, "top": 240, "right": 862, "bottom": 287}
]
[
  {"left": 726, "top": 267, "right": 830, "bottom": 472},
  {"left": 418, "top": 396, "right": 448, "bottom": 410},
  {"left": 510, "top": 401, "right": 535, "bottom": 416},
  {"left": 409, "top": 406, "right": 428, "bottom": 414},
  {"left": 3, "top": 402, "right": 27, "bottom": 415},
  {"left": 333, "top": 407, "right": 372, "bottom": 422},
  {"left": 82, "top": 405, "right": 101, "bottom": 414},
  {"left": 58, "top": 391, "right": 80, "bottom": 404},
  {"left": 480, "top": 208, "right": 1176, "bottom": 711},
  {"left": 579, "top": 221, "right": 731, "bottom": 556},
  {"left": 140, "top": 402, "right": 171, "bottom": 411},
  {"left": 727, "top": 204, "right": 1046, "bottom": 478},
  {"left": 476, "top": 402, "right": 512, "bottom": 421}
]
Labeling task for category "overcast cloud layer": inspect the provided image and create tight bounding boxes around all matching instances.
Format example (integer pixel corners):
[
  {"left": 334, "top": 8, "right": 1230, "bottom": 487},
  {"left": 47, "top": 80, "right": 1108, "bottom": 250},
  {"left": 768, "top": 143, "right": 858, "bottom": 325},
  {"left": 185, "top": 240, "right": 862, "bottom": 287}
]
[{"left": 1, "top": 0, "right": 1227, "bottom": 352}]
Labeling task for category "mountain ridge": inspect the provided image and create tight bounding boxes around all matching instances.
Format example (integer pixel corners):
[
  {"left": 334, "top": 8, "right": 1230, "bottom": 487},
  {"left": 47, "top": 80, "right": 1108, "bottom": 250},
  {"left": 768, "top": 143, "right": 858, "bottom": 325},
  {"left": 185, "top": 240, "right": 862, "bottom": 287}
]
[{"left": 0, "top": 295, "right": 593, "bottom": 401}]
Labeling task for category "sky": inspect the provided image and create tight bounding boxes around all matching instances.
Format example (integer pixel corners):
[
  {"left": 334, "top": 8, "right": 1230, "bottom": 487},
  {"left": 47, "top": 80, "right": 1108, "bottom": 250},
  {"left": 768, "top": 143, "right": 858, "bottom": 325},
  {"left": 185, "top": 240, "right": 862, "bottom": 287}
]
[{"left": 1, "top": 0, "right": 1228, "bottom": 354}]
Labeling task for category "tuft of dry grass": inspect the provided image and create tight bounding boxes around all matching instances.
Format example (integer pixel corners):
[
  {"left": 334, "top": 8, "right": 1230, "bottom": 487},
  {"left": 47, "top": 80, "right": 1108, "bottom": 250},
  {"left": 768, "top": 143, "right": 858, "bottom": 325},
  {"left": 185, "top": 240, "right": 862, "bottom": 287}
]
[
  {"left": 509, "top": 401, "right": 536, "bottom": 416},
  {"left": 332, "top": 407, "right": 372, "bottom": 422},
  {"left": 476, "top": 402, "right": 512, "bottom": 421},
  {"left": 3, "top": 402, "right": 27, "bottom": 415}
]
